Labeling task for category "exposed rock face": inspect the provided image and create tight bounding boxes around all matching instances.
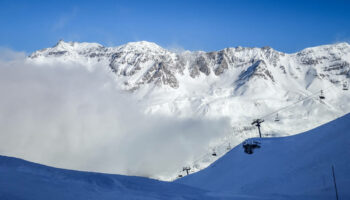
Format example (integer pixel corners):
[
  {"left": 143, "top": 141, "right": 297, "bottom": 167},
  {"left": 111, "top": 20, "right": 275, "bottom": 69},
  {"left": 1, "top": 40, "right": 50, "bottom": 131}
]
[
  {"left": 237, "top": 60, "right": 274, "bottom": 83},
  {"left": 28, "top": 40, "right": 350, "bottom": 91},
  {"left": 196, "top": 56, "right": 211, "bottom": 76},
  {"left": 214, "top": 50, "right": 229, "bottom": 75}
]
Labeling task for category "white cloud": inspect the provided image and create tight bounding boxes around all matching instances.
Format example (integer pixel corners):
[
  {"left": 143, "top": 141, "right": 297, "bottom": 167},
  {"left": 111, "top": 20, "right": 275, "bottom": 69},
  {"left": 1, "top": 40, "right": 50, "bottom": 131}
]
[
  {"left": 165, "top": 43, "right": 187, "bottom": 53},
  {"left": 0, "top": 47, "right": 27, "bottom": 61},
  {"left": 0, "top": 53, "right": 231, "bottom": 179}
]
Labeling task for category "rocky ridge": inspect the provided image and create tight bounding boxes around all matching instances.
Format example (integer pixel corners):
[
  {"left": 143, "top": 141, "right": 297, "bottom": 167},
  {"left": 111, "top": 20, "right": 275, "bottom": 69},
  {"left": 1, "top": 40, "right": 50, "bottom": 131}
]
[{"left": 29, "top": 40, "right": 350, "bottom": 92}]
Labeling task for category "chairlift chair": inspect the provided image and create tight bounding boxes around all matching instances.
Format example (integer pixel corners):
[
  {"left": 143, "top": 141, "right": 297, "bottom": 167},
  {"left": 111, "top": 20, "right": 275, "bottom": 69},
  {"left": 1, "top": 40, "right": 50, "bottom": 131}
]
[
  {"left": 211, "top": 147, "right": 217, "bottom": 156},
  {"left": 319, "top": 90, "right": 325, "bottom": 100},
  {"left": 226, "top": 143, "right": 231, "bottom": 151},
  {"left": 343, "top": 81, "right": 349, "bottom": 90},
  {"left": 274, "top": 113, "right": 280, "bottom": 122}
]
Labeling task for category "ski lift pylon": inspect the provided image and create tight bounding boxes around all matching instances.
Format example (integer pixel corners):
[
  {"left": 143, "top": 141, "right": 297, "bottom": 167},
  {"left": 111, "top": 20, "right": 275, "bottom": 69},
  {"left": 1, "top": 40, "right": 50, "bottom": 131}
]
[{"left": 182, "top": 166, "right": 191, "bottom": 175}]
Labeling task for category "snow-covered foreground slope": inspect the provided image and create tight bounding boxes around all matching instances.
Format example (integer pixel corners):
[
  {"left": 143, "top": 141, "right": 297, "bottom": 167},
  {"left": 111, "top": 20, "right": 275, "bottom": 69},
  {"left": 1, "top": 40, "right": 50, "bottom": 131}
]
[
  {"left": 1, "top": 114, "right": 349, "bottom": 199},
  {"left": 0, "top": 156, "right": 212, "bottom": 200},
  {"left": 178, "top": 113, "right": 350, "bottom": 199},
  {"left": 0, "top": 156, "right": 273, "bottom": 200}
]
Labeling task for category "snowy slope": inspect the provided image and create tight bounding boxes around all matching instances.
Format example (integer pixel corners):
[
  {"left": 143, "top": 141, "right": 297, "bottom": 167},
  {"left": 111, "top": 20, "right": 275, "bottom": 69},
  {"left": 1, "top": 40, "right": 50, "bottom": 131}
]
[
  {"left": 0, "top": 155, "right": 209, "bottom": 200},
  {"left": 26, "top": 40, "right": 350, "bottom": 179},
  {"left": 0, "top": 155, "right": 273, "bottom": 200},
  {"left": 1, "top": 113, "right": 349, "bottom": 199},
  {"left": 177, "top": 113, "right": 350, "bottom": 199}
]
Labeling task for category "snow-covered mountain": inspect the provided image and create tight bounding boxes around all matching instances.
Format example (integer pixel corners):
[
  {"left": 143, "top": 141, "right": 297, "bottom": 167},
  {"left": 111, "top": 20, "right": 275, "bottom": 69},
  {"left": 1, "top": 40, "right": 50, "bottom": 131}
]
[
  {"left": 28, "top": 40, "right": 350, "bottom": 92},
  {"left": 27, "top": 40, "right": 350, "bottom": 179},
  {"left": 2, "top": 113, "right": 349, "bottom": 199}
]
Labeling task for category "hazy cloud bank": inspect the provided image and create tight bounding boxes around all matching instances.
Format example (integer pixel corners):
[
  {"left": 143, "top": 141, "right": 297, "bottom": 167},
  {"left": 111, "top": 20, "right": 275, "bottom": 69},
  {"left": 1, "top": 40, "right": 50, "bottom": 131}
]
[{"left": 0, "top": 51, "right": 231, "bottom": 179}]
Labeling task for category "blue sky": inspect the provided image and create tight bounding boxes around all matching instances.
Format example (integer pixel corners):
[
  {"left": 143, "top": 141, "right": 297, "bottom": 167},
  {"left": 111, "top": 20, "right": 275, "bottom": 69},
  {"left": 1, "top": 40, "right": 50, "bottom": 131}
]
[{"left": 1, "top": 0, "right": 350, "bottom": 53}]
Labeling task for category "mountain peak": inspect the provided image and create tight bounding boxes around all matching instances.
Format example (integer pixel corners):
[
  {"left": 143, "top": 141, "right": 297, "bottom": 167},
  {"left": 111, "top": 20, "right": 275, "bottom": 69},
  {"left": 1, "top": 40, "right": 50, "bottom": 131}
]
[
  {"left": 53, "top": 40, "right": 103, "bottom": 50},
  {"left": 54, "top": 39, "right": 70, "bottom": 46},
  {"left": 118, "top": 41, "right": 165, "bottom": 52},
  {"left": 298, "top": 42, "right": 350, "bottom": 54},
  {"left": 333, "top": 41, "right": 349, "bottom": 46}
]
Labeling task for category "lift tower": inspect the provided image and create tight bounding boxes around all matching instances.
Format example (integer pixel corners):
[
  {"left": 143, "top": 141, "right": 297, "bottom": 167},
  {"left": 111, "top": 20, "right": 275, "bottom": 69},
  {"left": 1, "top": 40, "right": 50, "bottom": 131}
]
[
  {"left": 182, "top": 167, "right": 191, "bottom": 175},
  {"left": 252, "top": 119, "right": 264, "bottom": 138}
]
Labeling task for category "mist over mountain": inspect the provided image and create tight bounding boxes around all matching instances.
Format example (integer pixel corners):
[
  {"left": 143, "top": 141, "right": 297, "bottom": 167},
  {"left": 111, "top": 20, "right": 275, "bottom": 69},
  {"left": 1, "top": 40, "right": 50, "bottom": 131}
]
[
  {"left": 20, "top": 40, "right": 350, "bottom": 179},
  {"left": 0, "top": 51, "right": 231, "bottom": 181},
  {"left": 2, "top": 0, "right": 350, "bottom": 198},
  {"left": 29, "top": 40, "right": 350, "bottom": 130}
]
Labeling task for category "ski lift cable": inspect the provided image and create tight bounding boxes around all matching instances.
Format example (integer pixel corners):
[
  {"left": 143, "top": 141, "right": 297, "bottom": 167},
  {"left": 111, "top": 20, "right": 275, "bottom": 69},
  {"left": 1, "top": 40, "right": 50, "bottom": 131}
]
[
  {"left": 190, "top": 138, "right": 231, "bottom": 165},
  {"left": 316, "top": 84, "right": 346, "bottom": 114},
  {"left": 259, "top": 84, "right": 335, "bottom": 121},
  {"left": 261, "top": 78, "right": 349, "bottom": 121},
  {"left": 253, "top": 83, "right": 345, "bottom": 137},
  {"left": 191, "top": 133, "right": 239, "bottom": 165},
  {"left": 181, "top": 82, "right": 347, "bottom": 177},
  {"left": 185, "top": 81, "right": 348, "bottom": 170},
  {"left": 192, "top": 151, "right": 212, "bottom": 164},
  {"left": 211, "top": 84, "right": 338, "bottom": 156},
  {"left": 260, "top": 91, "right": 320, "bottom": 120}
]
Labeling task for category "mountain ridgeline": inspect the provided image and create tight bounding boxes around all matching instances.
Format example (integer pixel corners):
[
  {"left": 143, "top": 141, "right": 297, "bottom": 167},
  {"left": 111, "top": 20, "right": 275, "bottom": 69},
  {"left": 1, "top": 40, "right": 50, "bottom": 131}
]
[{"left": 29, "top": 40, "right": 350, "bottom": 91}]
